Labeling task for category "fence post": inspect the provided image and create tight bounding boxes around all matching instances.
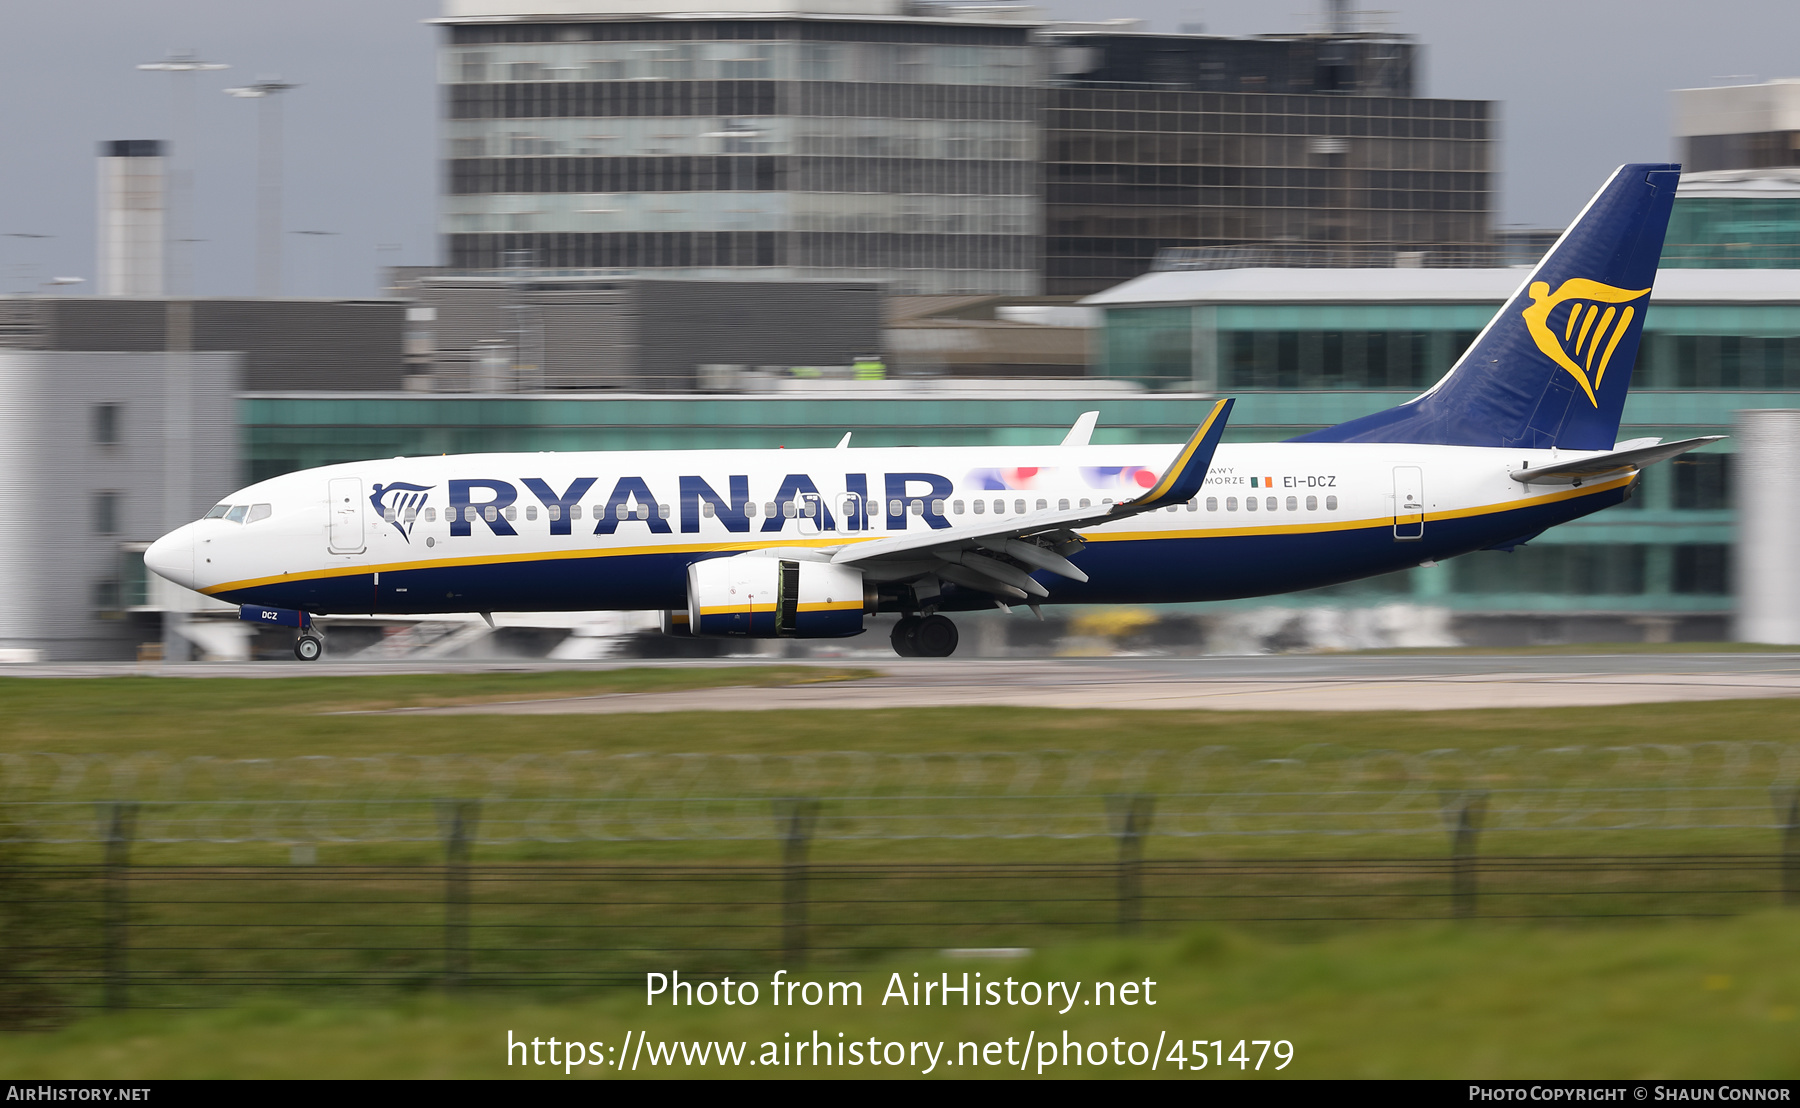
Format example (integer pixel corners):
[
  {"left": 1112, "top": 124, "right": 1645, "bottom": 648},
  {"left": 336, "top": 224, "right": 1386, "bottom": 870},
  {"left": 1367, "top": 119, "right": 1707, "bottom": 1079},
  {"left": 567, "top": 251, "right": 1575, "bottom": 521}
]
[
  {"left": 99, "top": 802, "right": 138, "bottom": 1010},
  {"left": 774, "top": 799, "right": 819, "bottom": 967},
  {"left": 1105, "top": 795, "right": 1155, "bottom": 935},
  {"left": 438, "top": 800, "right": 479, "bottom": 987},
  {"left": 1778, "top": 789, "right": 1800, "bottom": 907},
  {"left": 1449, "top": 791, "right": 1488, "bottom": 919}
]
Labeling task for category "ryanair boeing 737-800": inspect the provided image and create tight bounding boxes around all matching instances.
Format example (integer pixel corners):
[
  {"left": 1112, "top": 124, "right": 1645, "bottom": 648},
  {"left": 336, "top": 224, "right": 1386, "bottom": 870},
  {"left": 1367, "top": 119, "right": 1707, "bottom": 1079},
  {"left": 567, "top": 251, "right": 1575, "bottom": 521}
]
[{"left": 145, "top": 163, "right": 1716, "bottom": 660}]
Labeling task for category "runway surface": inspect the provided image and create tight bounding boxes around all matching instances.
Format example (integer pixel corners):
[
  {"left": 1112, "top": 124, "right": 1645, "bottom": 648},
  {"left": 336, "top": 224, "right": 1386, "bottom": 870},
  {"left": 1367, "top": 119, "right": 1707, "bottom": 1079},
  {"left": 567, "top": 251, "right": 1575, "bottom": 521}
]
[
  {"left": 15, "top": 653, "right": 1798, "bottom": 713},
  {"left": 396, "top": 655, "right": 1800, "bottom": 714}
]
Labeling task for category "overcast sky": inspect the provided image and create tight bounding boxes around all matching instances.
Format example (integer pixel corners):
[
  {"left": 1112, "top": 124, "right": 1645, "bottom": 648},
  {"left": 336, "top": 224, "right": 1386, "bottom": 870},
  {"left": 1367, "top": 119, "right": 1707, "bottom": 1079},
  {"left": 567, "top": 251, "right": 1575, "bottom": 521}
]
[{"left": 0, "top": 0, "right": 1794, "bottom": 296}]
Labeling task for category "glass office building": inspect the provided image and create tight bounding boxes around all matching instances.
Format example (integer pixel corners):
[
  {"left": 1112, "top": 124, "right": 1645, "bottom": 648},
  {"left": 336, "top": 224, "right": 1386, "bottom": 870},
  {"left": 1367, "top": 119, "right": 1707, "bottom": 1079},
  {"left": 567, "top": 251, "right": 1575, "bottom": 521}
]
[
  {"left": 1041, "top": 30, "right": 1493, "bottom": 295},
  {"left": 437, "top": 8, "right": 1498, "bottom": 299},
  {"left": 439, "top": 11, "right": 1042, "bottom": 294},
  {"left": 1085, "top": 266, "right": 1800, "bottom": 639}
]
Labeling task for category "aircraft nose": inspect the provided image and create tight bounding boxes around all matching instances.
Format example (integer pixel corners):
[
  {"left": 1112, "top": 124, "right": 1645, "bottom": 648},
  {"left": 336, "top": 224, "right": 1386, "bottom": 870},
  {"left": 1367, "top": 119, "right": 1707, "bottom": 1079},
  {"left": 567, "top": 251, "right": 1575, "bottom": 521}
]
[{"left": 144, "top": 525, "right": 196, "bottom": 589}]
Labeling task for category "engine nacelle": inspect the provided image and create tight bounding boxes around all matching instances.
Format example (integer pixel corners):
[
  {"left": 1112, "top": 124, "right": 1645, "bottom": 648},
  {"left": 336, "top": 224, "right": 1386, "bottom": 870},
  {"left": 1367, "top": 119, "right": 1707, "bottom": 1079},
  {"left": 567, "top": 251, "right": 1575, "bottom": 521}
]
[{"left": 687, "top": 555, "right": 868, "bottom": 638}]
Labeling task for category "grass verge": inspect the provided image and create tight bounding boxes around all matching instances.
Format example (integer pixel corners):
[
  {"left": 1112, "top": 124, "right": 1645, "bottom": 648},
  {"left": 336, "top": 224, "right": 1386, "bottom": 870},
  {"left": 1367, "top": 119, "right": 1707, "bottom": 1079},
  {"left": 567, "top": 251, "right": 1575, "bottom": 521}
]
[{"left": 1, "top": 913, "right": 1796, "bottom": 1079}]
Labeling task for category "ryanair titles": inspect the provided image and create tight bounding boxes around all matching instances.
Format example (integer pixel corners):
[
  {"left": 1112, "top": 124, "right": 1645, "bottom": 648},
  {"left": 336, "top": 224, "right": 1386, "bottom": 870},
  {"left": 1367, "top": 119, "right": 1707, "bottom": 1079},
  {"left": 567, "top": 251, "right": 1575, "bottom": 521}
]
[{"left": 432, "top": 473, "right": 958, "bottom": 537}]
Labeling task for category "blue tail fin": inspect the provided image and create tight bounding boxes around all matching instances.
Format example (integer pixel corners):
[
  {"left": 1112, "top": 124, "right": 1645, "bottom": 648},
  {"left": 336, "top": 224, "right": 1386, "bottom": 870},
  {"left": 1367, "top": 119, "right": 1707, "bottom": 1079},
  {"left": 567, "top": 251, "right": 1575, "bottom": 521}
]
[{"left": 1293, "top": 164, "right": 1680, "bottom": 450}]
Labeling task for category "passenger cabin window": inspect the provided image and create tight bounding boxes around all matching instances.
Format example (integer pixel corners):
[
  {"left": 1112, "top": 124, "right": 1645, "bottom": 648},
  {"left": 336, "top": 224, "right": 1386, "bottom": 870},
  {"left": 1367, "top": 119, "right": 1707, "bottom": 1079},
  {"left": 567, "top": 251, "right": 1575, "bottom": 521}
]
[
  {"left": 203, "top": 504, "right": 231, "bottom": 519},
  {"left": 702, "top": 502, "right": 715, "bottom": 518},
  {"left": 745, "top": 502, "right": 758, "bottom": 518},
  {"left": 484, "top": 506, "right": 498, "bottom": 522},
  {"left": 401, "top": 506, "right": 416, "bottom": 523},
  {"left": 1265, "top": 497, "right": 1277, "bottom": 511},
  {"left": 1245, "top": 496, "right": 1258, "bottom": 512},
  {"left": 1286, "top": 496, "right": 1298, "bottom": 511},
  {"left": 658, "top": 503, "right": 670, "bottom": 520},
  {"left": 1206, "top": 497, "right": 1218, "bottom": 511},
  {"left": 1059, "top": 499, "right": 1070, "bottom": 511},
  {"left": 931, "top": 499, "right": 946, "bottom": 515},
  {"left": 972, "top": 500, "right": 984, "bottom": 515},
  {"left": 1036, "top": 499, "right": 1047, "bottom": 511},
  {"left": 504, "top": 505, "right": 517, "bottom": 521},
  {"left": 1187, "top": 498, "right": 1198, "bottom": 511},
  {"left": 546, "top": 505, "right": 560, "bottom": 521},
  {"left": 1326, "top": 496, "right": 1338, "bottom": 510},
  {"left": 1014, "top": 499, "right": 1026, "bottom": 514},
  {"left": 1079, "top": 498, "right": 1091, "bottom": 509},
  {"left": 525, "top": 505, "right": 538, "bottom": 521},
  {"left": 424, "top": 507, "right": 436, "bottom": 522},
  {"left": 1306, "top": 496, "right": 1318, "bottom": 511},
  {"left": 225, "top": 504, "right": 248, "bottom": 524},
  {"left": 1226, "top": 497, "right": 1238, "bottom": 511},
  {"left": 569, "top": 505, "right": 581, "bottom": 520},
  {"left": 952, "top": 500, "right": 964, "bottom": 515},
  {"left": 383, "top": 507, "right": 397, "bottom": 522}
]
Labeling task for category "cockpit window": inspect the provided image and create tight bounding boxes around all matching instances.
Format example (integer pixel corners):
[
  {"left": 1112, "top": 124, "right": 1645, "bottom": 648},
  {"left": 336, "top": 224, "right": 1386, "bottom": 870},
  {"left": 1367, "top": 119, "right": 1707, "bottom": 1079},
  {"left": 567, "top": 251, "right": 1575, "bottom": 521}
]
[
  {"left": 203, "top": 504, "right": 231, "bottom": 520},
  {"left": 246, "top": 503, "right": 272, "bottom": 524},
  {"left": 225, "top": 505, "right": 249, "bottom": 523}
]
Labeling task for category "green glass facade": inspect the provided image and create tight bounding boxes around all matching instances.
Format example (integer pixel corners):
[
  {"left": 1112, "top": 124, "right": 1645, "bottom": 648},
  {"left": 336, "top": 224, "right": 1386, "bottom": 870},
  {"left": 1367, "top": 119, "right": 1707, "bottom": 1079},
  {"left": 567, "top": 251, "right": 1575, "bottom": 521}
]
[
  {"left": 1662, "top": 197, "right": 1800, "bottom": 269},
  {"left": 1101, "top": 301, "right": 1800, "bottom": 393}
]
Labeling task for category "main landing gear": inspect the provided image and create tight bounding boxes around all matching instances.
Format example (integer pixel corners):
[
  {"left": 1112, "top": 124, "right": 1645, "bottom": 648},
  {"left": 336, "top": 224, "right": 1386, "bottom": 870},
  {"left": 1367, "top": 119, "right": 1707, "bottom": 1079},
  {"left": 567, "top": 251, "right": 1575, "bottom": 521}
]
[{"left": 891, "top": 614, "right": 959, "bottom": 658}]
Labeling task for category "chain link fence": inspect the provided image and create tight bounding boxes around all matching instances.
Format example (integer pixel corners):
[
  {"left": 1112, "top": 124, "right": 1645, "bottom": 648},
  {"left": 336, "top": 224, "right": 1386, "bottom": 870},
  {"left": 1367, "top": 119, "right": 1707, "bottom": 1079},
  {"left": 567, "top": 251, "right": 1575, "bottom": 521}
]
[
  {"left": 2, "top": 744, "right": 1797, "bottom": 845},
  {"left": 3, "top": 745, "right": 1799, "bottom": 1011}
]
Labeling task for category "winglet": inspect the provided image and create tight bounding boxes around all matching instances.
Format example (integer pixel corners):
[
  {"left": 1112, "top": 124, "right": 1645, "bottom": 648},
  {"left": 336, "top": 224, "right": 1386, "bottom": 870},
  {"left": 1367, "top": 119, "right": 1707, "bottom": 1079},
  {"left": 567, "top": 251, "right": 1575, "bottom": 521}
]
[{"left": 1121, "top": 397, "right": 1233, "bottom": 513}]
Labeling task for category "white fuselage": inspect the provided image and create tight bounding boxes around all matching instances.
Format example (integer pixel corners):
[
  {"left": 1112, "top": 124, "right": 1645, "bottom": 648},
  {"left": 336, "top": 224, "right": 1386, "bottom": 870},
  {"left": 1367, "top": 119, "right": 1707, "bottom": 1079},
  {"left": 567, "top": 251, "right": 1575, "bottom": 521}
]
[{"left": 145, "top": 440, "right": 1633, "bottom": 617}]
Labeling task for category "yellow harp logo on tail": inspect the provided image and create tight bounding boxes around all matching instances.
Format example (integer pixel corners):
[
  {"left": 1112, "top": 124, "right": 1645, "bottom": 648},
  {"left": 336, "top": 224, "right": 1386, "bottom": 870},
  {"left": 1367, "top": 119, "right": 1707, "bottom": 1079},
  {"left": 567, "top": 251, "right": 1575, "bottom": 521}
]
[{"left": 1521, "top": 278, "right": 1650, "bottom": 406}]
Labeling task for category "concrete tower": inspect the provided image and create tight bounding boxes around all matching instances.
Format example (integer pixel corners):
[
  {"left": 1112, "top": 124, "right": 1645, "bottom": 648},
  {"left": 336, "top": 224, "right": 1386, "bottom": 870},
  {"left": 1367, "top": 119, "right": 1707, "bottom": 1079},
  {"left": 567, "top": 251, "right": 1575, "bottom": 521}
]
[{"left": 96, "top": 140, "right": 166, "bottom": 296}]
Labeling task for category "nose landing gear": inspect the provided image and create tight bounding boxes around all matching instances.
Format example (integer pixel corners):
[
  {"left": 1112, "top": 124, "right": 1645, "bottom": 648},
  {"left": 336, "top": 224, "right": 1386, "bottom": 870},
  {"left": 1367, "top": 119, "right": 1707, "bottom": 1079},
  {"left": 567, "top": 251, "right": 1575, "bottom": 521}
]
[
  {"left": 890, "top": 614, "right": 958, "bottom": 658},
  {"left": 294, "top": 634, "right": 324, "bottom": 662}
]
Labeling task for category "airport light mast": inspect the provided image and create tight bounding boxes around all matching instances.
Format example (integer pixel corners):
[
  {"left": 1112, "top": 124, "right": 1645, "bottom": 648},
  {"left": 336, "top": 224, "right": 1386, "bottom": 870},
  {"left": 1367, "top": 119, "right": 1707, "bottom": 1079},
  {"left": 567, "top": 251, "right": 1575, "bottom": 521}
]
[
  {"left": 137, "top": 50, "right": 230, "bottom": 295},
  {"left": 225, "top": 78, "right": 299, "bottom": 296}
]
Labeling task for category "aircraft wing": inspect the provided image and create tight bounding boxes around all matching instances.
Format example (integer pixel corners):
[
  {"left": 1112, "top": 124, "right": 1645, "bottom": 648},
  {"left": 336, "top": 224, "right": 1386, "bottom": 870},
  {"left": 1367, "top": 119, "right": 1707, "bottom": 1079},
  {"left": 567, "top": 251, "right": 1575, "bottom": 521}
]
[
  {"left": 830, "top": 399, "right": 1233, "bottom": 601},
  {"left": 1509, "top": 435, "right": 1725, "bottom": 485}
]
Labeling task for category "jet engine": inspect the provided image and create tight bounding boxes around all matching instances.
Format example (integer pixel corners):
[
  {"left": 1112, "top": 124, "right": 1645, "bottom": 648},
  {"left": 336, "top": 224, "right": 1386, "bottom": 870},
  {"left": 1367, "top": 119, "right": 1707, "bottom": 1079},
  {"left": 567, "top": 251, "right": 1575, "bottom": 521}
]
[{"left": 686, "top": 554, "right": 872, "bottom": 638}]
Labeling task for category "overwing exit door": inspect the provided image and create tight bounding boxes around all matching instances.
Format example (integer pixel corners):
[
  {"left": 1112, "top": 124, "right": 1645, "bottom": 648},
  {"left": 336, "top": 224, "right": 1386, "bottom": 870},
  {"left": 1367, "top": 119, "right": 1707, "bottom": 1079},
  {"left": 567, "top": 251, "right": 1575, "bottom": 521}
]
[
  {"left": 797, "top": 493, "right": 830, "bottom": 536},
  {"left": 1392, "top": 466, "right": 1424, "bottom": 541}
]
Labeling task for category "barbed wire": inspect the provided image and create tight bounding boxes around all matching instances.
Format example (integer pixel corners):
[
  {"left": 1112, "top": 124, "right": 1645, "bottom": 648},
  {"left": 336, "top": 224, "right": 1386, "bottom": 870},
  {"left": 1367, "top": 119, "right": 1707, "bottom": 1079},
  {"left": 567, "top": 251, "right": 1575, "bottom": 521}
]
[{"left": 1, "top": 744, "right": 1796, "bottom": 844}]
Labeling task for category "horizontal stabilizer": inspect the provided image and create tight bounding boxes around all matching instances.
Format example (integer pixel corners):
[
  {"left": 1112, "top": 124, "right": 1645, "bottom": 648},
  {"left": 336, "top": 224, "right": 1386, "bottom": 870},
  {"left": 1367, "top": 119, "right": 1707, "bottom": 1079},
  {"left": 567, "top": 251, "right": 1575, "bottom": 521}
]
[{"left": 1510, "top": 435, "right": 1725, "bottom": 485}]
